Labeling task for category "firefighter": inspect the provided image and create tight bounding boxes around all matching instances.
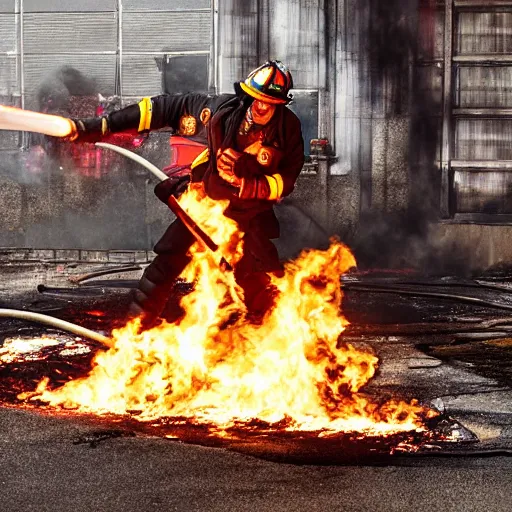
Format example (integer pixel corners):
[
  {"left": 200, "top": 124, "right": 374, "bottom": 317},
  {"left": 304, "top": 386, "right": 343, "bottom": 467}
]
[{"left": 70, "top": 60, "right": 305, "bottom": 328}]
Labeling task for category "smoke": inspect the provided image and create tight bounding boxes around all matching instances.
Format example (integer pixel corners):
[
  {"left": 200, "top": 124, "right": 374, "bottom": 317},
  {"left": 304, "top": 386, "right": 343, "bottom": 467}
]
[
  {"left": 36, "top": 65, "right": 98, "bottom": 114},
  {"left": 348, "top": 0, "right": 472, "bottom": 276}
]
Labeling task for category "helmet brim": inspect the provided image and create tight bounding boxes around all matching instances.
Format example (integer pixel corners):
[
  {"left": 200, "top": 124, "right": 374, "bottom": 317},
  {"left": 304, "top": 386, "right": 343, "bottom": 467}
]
[{"left": 239, "top": 82, "right": 288, "bottom": 105}]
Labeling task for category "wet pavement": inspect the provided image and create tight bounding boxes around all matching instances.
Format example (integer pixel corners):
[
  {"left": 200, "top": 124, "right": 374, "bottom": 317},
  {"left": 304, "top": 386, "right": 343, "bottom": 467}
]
[{"left": 1, "top": 260, "right": 512, "bottom": 511}]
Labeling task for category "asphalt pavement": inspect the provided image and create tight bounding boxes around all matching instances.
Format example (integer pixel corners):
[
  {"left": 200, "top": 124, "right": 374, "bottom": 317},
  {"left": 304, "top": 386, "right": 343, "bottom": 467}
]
[
  {"left": 2, "top": 262, "right": 512, "bottom": 511},
  {"left": 1, "top": 407, "right": 512, "bottom": 512}
]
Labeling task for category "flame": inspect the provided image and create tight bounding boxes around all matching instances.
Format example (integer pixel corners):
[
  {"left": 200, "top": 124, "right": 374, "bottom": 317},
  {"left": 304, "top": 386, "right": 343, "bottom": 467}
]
[
  {"left": 26, "top": 187, "right": 428, "bottom": 435},
  {"left": 0, "top": 336, "right": 60, "bottom": 364}
]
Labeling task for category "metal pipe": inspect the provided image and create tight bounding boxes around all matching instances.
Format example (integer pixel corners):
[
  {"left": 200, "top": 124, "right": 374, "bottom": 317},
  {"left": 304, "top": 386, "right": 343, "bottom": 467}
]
[
  {"left": 117, "top": 0, "right": 123, "bottom": 99},
  {"left": 0, "top": 309, "right": 113, "bottom": 348}
]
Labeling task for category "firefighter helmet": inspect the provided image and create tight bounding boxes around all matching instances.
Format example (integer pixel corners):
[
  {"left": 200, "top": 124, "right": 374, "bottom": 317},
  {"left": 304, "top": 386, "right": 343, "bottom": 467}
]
[{"left": 239, "top": 61, "right": 293, "bottom": 105}]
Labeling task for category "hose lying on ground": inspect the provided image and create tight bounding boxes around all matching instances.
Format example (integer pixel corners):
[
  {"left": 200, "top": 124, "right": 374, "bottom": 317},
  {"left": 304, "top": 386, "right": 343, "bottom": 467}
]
[
  {"left": 0, "top": 309, "right": 113, "bottom": 348},
  {"left": 342, "top": 284, "right": 512, "bottom": 313},
  {"left": 68, "top": 265, "right": 142, "bottom": 284}
]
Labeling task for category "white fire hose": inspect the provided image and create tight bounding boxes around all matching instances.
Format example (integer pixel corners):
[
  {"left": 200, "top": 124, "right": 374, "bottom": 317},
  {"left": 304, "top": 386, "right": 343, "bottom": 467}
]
[{"left": 0, "top": 309, "right": 113, "bottom": 348}]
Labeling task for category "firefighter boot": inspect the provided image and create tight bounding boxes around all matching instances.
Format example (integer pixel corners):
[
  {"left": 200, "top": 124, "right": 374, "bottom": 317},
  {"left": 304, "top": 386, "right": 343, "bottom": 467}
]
[{"left": 128, "top": 252, "right": 191, "bottom": 331}]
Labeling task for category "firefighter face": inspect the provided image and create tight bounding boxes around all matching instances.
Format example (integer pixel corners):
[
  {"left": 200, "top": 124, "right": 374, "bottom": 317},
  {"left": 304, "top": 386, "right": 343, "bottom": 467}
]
[{"left": 251, "top": 100, "right": 276, "bottom": 125}]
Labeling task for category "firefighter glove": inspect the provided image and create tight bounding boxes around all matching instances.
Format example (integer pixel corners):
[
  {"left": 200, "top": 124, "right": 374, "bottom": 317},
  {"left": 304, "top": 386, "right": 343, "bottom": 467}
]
[
  {"left": 154, "top": 175, "right": 191, "bottom": 204},
  {"left": 68, "top": 117, "right": 108, "bottom": 142},
  {"left": 217, "top": 148, "right": 260, "bottom": 187}
]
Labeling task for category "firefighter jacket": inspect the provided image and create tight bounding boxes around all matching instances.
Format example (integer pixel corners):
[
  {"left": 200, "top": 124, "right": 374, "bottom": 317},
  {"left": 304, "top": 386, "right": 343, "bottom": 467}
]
[{"left": 105, "top": 92, "right": 305, "bottom": 234}]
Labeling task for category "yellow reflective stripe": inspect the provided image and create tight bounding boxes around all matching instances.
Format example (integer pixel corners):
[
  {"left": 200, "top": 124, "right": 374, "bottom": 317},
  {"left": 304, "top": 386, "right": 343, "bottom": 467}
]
[
  {"left": 191, "top": 148, "right": 209, "bottom": 169},
  {"left": 138, "top": 97, "right": 153, "bottom": 132},
  {"left": 265, "top": 174, "right": 279, "bottom": 200},
  {"left": 145, "top": 99, "right": 152, "bottom": 130},
  {"left": 272, "top": 173, "right": 284, "bottom": 197},
  {"left": 101, "top": 117, "right": 108, "bottom": 135}
]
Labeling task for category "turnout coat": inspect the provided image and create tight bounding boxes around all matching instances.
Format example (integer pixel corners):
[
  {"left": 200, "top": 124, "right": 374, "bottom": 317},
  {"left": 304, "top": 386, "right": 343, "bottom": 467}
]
[{"left": 106, "top": 91, "right": 305, "bottom": 238}]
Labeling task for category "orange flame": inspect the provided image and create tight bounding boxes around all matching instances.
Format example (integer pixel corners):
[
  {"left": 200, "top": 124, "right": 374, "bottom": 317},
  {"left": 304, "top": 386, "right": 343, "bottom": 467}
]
[{"left": 28, "top": 187, "right": 427, "bottom": 435}]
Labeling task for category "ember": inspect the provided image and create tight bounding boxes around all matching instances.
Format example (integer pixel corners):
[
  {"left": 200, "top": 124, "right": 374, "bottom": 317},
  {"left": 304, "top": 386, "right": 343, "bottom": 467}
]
[{"left": 4, "top": 188, "right": 434, "bottom": 439}]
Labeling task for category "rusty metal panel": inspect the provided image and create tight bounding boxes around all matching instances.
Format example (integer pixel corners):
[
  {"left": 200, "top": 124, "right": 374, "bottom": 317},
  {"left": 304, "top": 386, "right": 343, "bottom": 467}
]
[
  {"left": 268, "top": 0, "right": 319, "bottom": 89},
  {"left": 418, "top": 6, "right": 444, "bottom": 61},
  {"left": 457, "top": 12, "right": 512, "bottom": 54},
  {"left": 455, "top": 119, "right": 512, "bottom": 160},
  {"left": 23, "top": 54, "right": 116, "bottom": 102},
  {"left": 454, "top": 170, "right": 512, "bottom": 213},
  {"left": 122, "top": 11, "right": 210, "bottom": 53},
  {"left": 24, "top": 0, "right": 117, "bottom": 11},
  {"left": 123, "top": 0, "right": 211, "bottom": 9},
  {"left": 23, "top": 13, "right": 118, "bottom": 54},
  {"left": 458, "top": 66, "right": 512, "bottom": 107}
]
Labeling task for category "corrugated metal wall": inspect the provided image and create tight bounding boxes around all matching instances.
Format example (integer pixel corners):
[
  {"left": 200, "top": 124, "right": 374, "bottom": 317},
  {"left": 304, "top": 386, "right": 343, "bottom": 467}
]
[
  {"left": 0, "top": 1, "right": 20, "bottom": 149},
  {"left": 0, "top": 0, "right": 212, "bottom": 146}
]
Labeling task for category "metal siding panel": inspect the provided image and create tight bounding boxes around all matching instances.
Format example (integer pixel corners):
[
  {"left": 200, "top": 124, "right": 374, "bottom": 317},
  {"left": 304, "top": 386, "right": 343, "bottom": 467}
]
[
  {"left": 23, "top": 13, "right": 118, "bottom": 54},
  {"left": 0, "top": 13, "right": 16, "bottom": 53},
  {"left": 418, "top": 7, "right": 444, "bottom": 61},
  {"left": 0, "top": 94, "right": 19, "bottom": 148},
  {"left": 268, "top": 0, "right": 319, "bottom": 89},
  {"left": 23, "top": 54, "right": 117, "bottom": 100},
  {"left": 458, "top": 66, "right": 512, "bottom": 108},
  {"left": 331, "top": 0, "right": 366, "bottom": 175},
  {"left": 24, "top": 0, "right": 117, "bottom": 12},
  {"left": 457, "top": 12, "right": 512, "bottom": 55},
  {"left": 121, "top": 54, "right": 163, "bottom": 96},
  {"left": 0, "top": 1, "right": 14, "bottom": 14},
  {"left": 217, "top": 0, "right": 258, "bottom": 93},
  {"left": 456, "top": 119, "right": 512, "bottom": 160},
  {"left": 417, "top": 66, "right": 443, "bottom": 114},
  {"left": 162, "top": 54, "right": 209, "bottom": 93},
  {"left": 454, "top": 170, "right": 512, "bottom": 213},
  {"left": 123, "top": 0, "right": 211, "bottom": 9},
  {"left": 122, "top": 11, "right": 211, "bottom": 52},
  {"left": 0, "top": 55, "right": 18, "bottom": 94}
]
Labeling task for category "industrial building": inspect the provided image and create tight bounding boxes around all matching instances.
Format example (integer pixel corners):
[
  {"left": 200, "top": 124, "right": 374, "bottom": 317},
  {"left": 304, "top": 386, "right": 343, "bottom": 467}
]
[{"left": 0, "top": 0, "right": 510, "bottom": 271}]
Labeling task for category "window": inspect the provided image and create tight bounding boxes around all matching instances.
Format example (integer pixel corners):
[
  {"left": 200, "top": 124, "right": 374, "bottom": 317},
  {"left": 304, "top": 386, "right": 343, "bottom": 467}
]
[{"left": 443, "top": 1, "right": 512, "bottom": 221}]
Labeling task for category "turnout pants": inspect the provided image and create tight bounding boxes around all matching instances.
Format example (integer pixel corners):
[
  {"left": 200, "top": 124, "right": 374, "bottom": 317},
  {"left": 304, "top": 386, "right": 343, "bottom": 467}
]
[{"left": 129, "top": 218, "right": 282, "bottom": 328}]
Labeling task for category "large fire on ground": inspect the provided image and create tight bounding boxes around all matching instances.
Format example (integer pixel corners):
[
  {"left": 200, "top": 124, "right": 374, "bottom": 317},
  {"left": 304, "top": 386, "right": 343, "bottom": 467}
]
[{"left": 16, "top": 187, "right": 431, "bottom": 436}]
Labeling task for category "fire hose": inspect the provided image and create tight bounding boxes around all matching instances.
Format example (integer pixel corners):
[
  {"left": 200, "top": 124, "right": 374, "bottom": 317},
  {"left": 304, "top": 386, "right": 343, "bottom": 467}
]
[
  {"left": 342, "top": 283, "right": 512, "bottom": 312},
  {"left": 0, "top": 309, "right": 113, "bottom": 347},
  {"left": 95, "top": 143, "right": 231, "bottom": 267}
]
